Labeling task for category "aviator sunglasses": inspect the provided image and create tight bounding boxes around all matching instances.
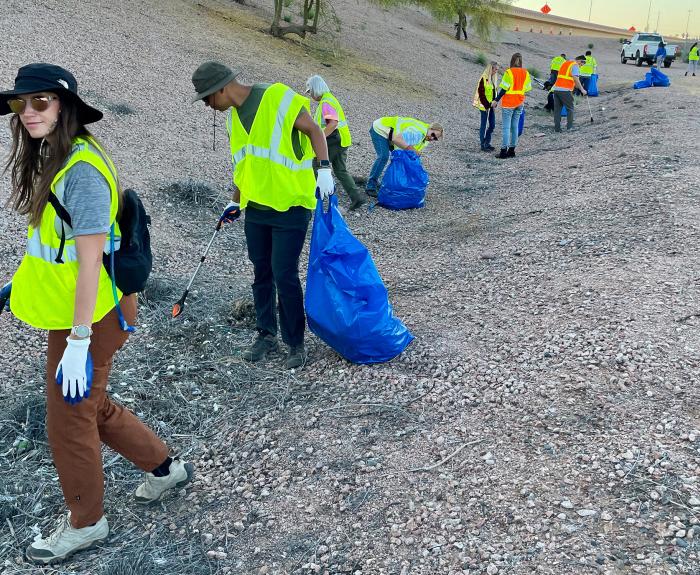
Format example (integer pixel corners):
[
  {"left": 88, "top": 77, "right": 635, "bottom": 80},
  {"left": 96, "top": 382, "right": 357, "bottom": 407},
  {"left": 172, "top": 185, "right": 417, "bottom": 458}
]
[{"left": 7, "top": 95, "right": 58, "bottom": 114}]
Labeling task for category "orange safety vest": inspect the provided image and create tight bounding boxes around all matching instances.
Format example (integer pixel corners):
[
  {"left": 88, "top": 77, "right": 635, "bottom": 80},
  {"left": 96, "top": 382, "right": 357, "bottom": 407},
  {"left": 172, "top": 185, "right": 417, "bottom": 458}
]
[
  {"left": 500, "top": 68, "right": 529, "bottom": 108},
  {"left": 554, "top": 60, "right": 576, "bottom": 91}
]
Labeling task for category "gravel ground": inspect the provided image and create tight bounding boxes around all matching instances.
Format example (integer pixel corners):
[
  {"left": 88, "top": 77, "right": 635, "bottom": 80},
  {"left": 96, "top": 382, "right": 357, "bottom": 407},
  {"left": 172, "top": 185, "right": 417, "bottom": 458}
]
[{"left": 1, "top": 1, "right": 700, "bottom": 574}]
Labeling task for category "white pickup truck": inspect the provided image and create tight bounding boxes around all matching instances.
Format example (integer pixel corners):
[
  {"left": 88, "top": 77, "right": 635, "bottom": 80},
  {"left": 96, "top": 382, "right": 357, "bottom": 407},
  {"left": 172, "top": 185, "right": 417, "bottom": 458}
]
[{"left": 620, "top": 33, "right": 680, "bottom": 67}]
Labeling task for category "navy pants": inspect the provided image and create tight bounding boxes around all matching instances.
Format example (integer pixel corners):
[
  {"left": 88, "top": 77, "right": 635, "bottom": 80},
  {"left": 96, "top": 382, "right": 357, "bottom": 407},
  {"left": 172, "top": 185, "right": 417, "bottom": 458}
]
[{"left": 244, "top": 206, "right": 312, "bottom": 346}]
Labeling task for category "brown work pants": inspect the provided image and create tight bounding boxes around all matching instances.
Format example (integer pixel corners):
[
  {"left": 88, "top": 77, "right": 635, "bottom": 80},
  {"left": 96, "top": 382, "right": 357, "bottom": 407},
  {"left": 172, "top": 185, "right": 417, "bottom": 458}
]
[{"left": 46, "top": 295, "right": 168, "bottom": 528}]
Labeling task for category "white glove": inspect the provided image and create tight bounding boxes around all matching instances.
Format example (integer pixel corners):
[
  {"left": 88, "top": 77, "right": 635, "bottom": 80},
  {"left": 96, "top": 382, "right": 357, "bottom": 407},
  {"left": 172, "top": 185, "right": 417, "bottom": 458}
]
[
  {"left": 315, "top": 168, "right": 335, "bottom": 201},
  {"left": 56, "top": 337, "right": 90, "bottom": 400}
]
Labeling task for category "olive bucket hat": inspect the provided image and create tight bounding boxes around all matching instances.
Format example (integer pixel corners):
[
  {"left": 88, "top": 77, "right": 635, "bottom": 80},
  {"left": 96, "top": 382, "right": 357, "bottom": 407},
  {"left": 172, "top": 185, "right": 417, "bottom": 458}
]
[
  {"left": 0, "top": 63, "right": 103, "bottom": 124},
  {"left": 191, "top": 61, "right": 240, "bottom": 103}
]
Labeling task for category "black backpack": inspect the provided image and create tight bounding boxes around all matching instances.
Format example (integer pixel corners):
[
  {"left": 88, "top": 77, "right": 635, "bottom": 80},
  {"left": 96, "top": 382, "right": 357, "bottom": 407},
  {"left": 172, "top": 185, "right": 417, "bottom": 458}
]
[{"left": 48, "top": 188, "right": 153, "bottom": 295}]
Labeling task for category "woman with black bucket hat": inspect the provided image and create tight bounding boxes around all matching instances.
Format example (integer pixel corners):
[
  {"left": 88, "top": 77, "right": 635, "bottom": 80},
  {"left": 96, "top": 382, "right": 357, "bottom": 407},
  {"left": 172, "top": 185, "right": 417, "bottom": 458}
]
[{"left": 0, "top": 63, "right": 194, "bottom": 564}]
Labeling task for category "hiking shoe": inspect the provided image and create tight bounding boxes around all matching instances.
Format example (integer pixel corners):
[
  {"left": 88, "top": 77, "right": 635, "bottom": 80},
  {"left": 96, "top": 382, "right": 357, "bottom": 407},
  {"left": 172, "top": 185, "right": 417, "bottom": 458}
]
[
  {"left": 349, "top": 196, "right": 368, "bottom": 211},
  {"left": 506, "top": 147, "right": 516, "bottom": 158},
  {"left": 495, "top": 148, "right": 508, "bottom": 159},
  {"left": 134, "top": 459, "right": 194, "bottom": 505},
  {"left": 26, "top": 513, "right": 108, "bottom": 564},
  {"left": 242, "top": 333, "right": 278, "bottom": 362},
  {"left": 285, "top": 345, "right": 306, "bottom": 370}
]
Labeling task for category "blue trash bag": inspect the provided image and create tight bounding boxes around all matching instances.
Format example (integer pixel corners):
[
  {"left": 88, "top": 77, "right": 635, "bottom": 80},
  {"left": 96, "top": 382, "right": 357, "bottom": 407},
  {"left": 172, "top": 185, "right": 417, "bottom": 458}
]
[
  {"left": 518, "top": 108, "right": 526, "bottom": 136},
  {"left": 650, "top": 67, "right": 670, "bottom": 87},
  {"left": 561, "top": 105, "right": 568, "bottom": 117},
  {"left": 305, "top": 196, "right": 414, "bottom": 364},
  {"left": 378, "top": 149, "right": 429, "bottom": 210},
  {"left": 587, "top": 73, "right": 599, "bottom": 97},
  {"left": 634, "top": 68, "right": 670, "bottom": 89}
]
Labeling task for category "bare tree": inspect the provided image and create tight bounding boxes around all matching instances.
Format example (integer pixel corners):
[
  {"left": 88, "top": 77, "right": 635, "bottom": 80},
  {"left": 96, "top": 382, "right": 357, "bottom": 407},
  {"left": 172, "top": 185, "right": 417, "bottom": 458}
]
[{"left": 271, "top": 0, "right": 321, "bottom": 38}]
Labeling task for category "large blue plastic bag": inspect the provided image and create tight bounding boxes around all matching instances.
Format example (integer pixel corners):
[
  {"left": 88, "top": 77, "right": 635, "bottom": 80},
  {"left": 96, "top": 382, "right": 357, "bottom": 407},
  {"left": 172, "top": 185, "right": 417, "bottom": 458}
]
[
  {"left": 587, "top": 73, "right": 599, "bottom": 96},
  {"left": 634, "top": 68, "right": 670, "bottom": 89},
  {"left": 305, "top": 196, "right": 414, "bottom": 364},
  {"left": 378, "top": 149, "right": 429, "bottom": 210}
]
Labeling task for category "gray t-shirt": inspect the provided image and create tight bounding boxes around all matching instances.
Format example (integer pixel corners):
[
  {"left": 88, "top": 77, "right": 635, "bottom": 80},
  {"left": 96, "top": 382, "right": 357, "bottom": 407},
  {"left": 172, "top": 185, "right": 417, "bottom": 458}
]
[{"left": 62, "top": 161, "right": 111, "bottom": 236}]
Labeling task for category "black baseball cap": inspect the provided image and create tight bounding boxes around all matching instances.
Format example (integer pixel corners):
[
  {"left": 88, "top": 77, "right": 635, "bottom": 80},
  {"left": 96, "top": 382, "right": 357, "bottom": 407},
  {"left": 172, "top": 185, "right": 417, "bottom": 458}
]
[{"left": 0, "top": 63, "right": 103, "bottom": 124}]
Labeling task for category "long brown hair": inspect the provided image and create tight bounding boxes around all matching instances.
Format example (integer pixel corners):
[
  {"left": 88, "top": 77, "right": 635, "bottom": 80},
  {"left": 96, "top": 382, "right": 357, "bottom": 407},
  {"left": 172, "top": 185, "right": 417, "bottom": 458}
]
[
  {"left": 510, "top": 53, "right": 523, "bottom": 68},
  {"left": 5, "top": 96, "right": 92, "bottom": 228}
]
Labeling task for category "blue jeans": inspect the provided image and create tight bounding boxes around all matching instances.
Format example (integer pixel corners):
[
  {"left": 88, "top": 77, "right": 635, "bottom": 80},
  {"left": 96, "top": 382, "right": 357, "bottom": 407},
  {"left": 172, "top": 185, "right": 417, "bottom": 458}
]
[
  {"left": 479, "top": 109, "right": 495, "bottom": 149},
  {"left": 501, "top": 105, "right": 523, "bottom": 149},
  {"left": 367, "top": 128, "right": 391, "bottom": 191}
]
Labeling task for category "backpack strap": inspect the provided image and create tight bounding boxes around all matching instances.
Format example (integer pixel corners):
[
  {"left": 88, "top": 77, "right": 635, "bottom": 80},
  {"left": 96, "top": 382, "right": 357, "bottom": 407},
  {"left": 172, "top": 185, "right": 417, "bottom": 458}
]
[{"left": 48, "top": 193, "right": 72, "bottom": 264}]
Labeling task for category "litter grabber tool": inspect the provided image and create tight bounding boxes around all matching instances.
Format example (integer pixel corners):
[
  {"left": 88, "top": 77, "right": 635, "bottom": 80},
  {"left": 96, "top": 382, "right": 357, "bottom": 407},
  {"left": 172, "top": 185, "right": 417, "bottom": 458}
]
[
  {"left": 532, "top": 76, "right": 547, "bottom": 90},
  {"left": 586, "top": 95, "right": 594, "bottom": 123},
  {"left": 172, "top": 203, "right": 241, "bottom": 318},
  {"left": 0, "top": 282, "right": 11, "bottom": 316}
]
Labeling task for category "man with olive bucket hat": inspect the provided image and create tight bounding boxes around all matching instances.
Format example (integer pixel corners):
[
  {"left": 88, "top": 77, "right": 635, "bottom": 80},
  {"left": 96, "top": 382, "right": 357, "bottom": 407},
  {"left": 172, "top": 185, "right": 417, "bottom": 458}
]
[
  {"left": 191, "top": 61, "right": 334, "bottom": 369},
  {"left": 0, "top": 63, "right": 193, "bottom": 564}
]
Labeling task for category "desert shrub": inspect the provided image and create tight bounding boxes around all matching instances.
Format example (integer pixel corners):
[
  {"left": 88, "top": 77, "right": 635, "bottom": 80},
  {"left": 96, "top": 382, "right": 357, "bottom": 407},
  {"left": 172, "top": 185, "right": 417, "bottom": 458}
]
[{"left": 475, "top": 52, "right": 488, "bottom": 66}]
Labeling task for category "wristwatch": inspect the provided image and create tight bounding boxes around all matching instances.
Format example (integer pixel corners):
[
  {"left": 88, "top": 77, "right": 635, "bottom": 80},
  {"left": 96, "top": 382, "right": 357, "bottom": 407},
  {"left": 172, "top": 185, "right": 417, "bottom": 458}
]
[
  {"left": 71, "top": 325, "right": 93, "bottom": 339},
  {"left": 319, "top": 160, "right": 331, "bottom": 168}
]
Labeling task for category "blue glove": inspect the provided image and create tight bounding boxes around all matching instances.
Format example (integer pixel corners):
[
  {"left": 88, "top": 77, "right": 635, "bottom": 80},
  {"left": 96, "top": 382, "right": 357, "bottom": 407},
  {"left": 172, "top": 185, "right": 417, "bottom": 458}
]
[
  {"left": 56, "top": 338, "right": 94, "bottom": 405},
  {"left": 219, "top": 201, "right": 241, "bottom": 224},
  {"left": 0, "top": 282, "right": 11, "bottom": 314}
]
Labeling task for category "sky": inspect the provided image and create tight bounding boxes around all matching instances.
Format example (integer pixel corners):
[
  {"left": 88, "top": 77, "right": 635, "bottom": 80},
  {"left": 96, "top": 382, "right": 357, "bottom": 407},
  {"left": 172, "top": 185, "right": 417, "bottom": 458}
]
[{"left": 512, "top": 0, "right": 698, "bottom": 38}]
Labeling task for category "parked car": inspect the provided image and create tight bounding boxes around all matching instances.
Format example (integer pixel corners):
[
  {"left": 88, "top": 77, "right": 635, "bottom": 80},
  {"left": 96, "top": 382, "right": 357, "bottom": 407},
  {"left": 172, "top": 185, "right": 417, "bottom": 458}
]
[{"left": 620, "top": 33, "right": 680, "bottom": 67}]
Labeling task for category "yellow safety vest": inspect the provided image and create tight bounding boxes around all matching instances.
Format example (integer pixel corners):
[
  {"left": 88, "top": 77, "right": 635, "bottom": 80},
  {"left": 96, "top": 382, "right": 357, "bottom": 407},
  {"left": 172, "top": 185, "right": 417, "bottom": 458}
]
[
  {"left": 227, "top": 83, "right": 316, "bottom": 211},
  {"left": 377, "top": 116, "right": 431, "bottom": 151},
  {"left": 314, "top": 92, "right": 352, "bottom": 148},
  {"left": 690, "top": 46, "right": 699, "bottom": 61},
  {"left": 580, "top": 55, "right": 597, "bottom": 76},
  {"left": 472, "top": 75, "right": 496, "bottom": 112},
  {"left": 11, "top": 136, "right": 122, "bottom": 330},
  {"left": 550, "top": 56, "right": 565, "bottom": 71}
]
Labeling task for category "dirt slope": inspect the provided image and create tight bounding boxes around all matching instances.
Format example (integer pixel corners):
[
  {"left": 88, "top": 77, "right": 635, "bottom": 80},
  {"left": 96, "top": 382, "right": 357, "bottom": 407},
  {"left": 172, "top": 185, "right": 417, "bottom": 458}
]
[{"left": 1, "top": 1, "right": 700, "bottom": 574}]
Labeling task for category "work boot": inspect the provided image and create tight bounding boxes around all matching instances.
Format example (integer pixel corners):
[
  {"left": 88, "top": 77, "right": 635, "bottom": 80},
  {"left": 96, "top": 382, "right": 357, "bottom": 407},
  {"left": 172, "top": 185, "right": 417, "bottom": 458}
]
[
  {"left": 242, "top": 333, "right": 278, "bottom": 362},
  {"left": 26, "top": 513, "right": 109, "bottom": 564},
  {"left": 349, "top": 196, "right": 368, "bottom": 211},
  {"left": 134, "top": 458, "right": 194, "bottom": 504},
  {"left": 495, "top": 148, "right": 508, "bottom": 159},
  {"left": 506, "top": 147, "right": 516, "bottom": 158},
  {"left": 285, "top": 345, "right": 306, "bottom": 370}
]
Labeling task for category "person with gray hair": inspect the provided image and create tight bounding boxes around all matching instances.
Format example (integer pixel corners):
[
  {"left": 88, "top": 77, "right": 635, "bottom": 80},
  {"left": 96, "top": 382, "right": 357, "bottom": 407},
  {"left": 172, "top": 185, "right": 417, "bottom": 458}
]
[{"left": 305, "top": 75, "right": 366, "bottom": 211}]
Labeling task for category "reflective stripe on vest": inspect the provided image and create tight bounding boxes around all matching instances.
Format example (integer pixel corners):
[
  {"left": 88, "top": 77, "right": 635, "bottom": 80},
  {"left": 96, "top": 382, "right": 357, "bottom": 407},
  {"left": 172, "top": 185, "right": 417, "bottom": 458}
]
[
  {"left": 314, "top": 92, "right": 352, "bottom": 148},
  {"left": 554, "top": 61, "right": 576, "bottom": 90},
  {"left": 500, "top": 68, "right": 529, "bottom": 108},
  {"left": 10, "top": 137, "right": 122, "bottom": 330},
  {"left": 396, "top": 117, "right": 430, "bottom": 151},
  {"left": 227, "top": 83, "right": 316, "bottom": 211}
]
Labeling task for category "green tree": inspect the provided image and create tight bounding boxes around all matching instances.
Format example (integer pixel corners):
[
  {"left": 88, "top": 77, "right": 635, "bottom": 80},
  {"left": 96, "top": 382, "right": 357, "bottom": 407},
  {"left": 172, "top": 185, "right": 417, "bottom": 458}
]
[
  {"left": 271, "top": 0, "right": 321, "bottom": 38},
  {"left": 372, "top": 0, "right": 513, "bottom": 41}
]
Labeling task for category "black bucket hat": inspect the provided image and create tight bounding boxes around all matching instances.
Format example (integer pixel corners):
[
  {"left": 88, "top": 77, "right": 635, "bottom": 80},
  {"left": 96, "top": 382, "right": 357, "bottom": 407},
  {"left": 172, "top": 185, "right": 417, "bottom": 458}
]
[{"left": 0, "top": 63, "right": 103, "bottom": 124}]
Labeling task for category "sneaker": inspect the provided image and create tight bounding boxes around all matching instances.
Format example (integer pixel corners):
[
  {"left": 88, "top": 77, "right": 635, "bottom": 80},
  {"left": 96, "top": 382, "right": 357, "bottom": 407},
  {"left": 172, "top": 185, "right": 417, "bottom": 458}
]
[
  {"left": 26, "top": 513, "right": 109, "bottom": 564},
  {"left": 242, "top": 333, "right": 278, "bottom": 362},
  {"left": 134, "top": 458, "right": 194, "bottom": 505},
  {"left": 506, "top": 147, "right": 516, "bottom": 158},
  {"left": 483, "top": 145, "right": 495, "bottom": 152},
  {"left": 495, "top": 148, "right": 508, "bottom": 159},
  {"left": 349, "top": 197, "right": 368, "bottom": 211},
  {"left": 285, "top": 345, "right": 306, "bottom": 370}
]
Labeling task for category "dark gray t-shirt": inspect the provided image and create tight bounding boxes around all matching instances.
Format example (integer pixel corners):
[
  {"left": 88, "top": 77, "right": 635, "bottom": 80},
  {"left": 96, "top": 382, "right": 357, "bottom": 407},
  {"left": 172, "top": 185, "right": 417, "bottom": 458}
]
[{"left": 62, "top": 161, "right": 111, "bottom": 236}]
